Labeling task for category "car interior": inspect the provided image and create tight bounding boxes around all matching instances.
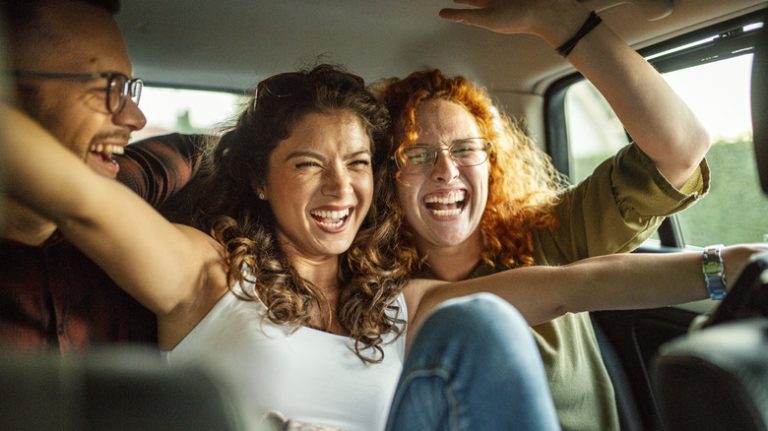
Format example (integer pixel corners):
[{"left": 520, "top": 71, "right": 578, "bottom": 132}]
[{"left": 2, "top": 0, "right": 768, "bottom": 430}]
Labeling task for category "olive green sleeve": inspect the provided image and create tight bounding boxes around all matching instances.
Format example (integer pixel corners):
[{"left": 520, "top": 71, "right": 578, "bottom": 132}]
[{"left": 533, "top": 143, "right": 710, "bottom": 265}]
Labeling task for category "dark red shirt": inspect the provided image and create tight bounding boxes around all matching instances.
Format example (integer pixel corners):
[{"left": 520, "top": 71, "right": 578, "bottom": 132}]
[{"left": 0, "top": 133, "right": 205, "bottom": 352}]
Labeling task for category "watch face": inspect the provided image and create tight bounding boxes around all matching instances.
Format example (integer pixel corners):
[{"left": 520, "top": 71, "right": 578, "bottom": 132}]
[
  {"left": 704, "top": 247, "right": 723, "bottom": 264},
  {"left": 704, "top": 258, "right": 724, "bottom": 274}
]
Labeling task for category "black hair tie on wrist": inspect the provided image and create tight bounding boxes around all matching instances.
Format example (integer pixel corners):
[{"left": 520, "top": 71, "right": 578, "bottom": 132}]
[{"left": 556, "top": 11, "right": 603, "bottom": 57}]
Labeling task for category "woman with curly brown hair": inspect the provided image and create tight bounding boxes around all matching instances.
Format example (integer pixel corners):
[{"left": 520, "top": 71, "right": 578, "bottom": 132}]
[{"left": 375, "top": 0, "right": 712, "bottom": 430}]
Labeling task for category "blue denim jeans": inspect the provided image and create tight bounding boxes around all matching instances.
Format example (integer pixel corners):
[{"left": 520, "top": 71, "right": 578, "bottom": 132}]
[{"left": 385, "top": 293, "right": 561, "bottom": 431}]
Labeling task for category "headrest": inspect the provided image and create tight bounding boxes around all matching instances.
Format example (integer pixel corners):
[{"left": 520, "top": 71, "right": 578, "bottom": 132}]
[
  {"left": 653, "top": 318, "right": 768, "bottom": 431},
  {"left": 0, "top": 347, "right": 255, "bottom": 431}
]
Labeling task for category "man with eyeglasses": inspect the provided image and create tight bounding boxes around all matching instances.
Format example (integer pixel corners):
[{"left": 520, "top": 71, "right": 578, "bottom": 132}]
[{"left": 0, "top": 0, "right": 202, "bottom": 351}]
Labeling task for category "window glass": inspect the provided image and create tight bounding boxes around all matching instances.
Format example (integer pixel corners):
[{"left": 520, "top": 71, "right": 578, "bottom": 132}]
[
  {"left": 565, "top": 82, "right": 629, "bottom": 182},
  {"left": 670, "top": 54, "right": 768, "bottom": 245},
  {"left": 564, "top": 53, "right": 768, "bottom": 246},
  {"left": 131, "top": 87, "right": 247, "bottom": 142}
]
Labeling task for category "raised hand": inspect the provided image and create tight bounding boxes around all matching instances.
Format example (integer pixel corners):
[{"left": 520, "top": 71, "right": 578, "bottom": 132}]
[{"left": 438, "top": 0, "right": 589, "bottom": 47}]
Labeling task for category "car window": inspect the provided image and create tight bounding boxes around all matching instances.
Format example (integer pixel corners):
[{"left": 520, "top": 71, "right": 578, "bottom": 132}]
[
  {"left": 667, "top": 55, "right": 768, "bottom": 246},
  {"left": 561, "top": 18, "right": 767, "bottom": 248},
  {"left": 131, "top": 86, "right": 247, "bottom": 142}
]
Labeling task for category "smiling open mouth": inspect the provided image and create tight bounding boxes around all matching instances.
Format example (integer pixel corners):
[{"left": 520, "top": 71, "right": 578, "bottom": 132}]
[
  {"left": 424, "top": 190, "right": 467, "bottom": 217},
  {"left": 89, "top": 143, "right": 125, "bottom": 162},
  {"left": 310, "top": 207, "right": 352, "bottom": 230}
]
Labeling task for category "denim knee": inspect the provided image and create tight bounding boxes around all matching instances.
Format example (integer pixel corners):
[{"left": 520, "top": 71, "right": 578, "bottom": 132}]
[
  {"left": 422, "top": 293, "right": 529, "bottom": 348},
  {"left": 387, "top": 293, "right": 559, "bottom": 431},
  {"left": 407, "top": 293, "right": 541, "bottom": 374}
]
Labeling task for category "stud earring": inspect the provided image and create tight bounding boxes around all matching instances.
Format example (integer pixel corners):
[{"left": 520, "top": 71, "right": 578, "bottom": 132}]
[{"left": 258, "top": 192, "right": 266, "bottom": 200}]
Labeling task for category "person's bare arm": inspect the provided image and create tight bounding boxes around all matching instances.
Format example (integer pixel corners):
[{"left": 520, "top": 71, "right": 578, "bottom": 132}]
[
  {"left": 2, "top": 104, "right": 226, "bottom": 331},
  {"left": 405, "top": 245, "right": 763, "bottom": 341},
  {"left": 440, "top": 0, "right": 710, "bottom": 188}
]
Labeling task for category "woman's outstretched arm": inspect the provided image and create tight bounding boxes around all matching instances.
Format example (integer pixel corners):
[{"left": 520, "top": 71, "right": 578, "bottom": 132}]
[
  {"left": 1, "top": 105, "right": 226, "bottom": 331},
  {"left": 439, "top": 0, "right": 710, "bottom": 188},
  {"left": 406, "top": 245, "right": 764, "bottom": 338}
]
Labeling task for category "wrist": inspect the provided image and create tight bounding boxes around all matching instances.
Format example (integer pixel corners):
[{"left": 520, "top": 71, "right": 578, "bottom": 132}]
[
  {"left": 544, "top": 3, "right": 591, "bottom": 47},
  {"left": 555, "top": 11, "right": 602, "bottom": 57}
]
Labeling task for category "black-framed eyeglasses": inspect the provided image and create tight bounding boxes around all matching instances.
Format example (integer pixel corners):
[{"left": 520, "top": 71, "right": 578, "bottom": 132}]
[
  {"left": 256, "top": 69, "right": 365, "bottom": 100},
  {"left": 396, "top": 138, "right": 492, "bottom": 174},
  {"left": 12, "top": 70, "right": 143, "bottom": 115}
]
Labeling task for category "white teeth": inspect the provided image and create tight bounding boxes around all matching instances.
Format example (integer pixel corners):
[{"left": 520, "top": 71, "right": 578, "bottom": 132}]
[
  {"left": 424, "top": 190, "right": 466, "bottom": 217},
  {"left": 310, "top": 208, "right": 351, "bottom": 229},
  {"left": 310, "top": 208, "right": 351, "bottom": 221},
  {"left": 317, "top": 219, "right": 344, "bottom": 229},
  {"left": 89, "top": 144, "right": 125, "bottom": 155},
  {"left": 424, "top": 190, "right": 466, "bottom": 205},
  {"left": 431, "top": 208, "right": 462, "bottom": 217}
]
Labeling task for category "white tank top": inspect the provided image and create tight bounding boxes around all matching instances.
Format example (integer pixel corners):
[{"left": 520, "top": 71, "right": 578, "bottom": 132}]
[{"left": 163, "top": 284, "right": 407, "bottom": 431}]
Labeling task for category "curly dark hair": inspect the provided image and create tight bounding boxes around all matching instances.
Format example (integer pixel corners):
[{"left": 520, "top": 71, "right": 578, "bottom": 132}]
[
  {"left": 374, "top": 69, "right": 569, "bottom": 272},
  {"left": 187, "top": 65, "right": 409, "bottom": 363}
]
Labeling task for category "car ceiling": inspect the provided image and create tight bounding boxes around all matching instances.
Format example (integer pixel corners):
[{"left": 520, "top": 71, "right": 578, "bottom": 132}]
[{"left": 117, "top": 0, "right": 768, "bottom": 95}]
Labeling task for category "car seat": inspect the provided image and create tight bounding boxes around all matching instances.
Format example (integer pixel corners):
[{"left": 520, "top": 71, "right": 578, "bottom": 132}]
[
  {"left": 0, "top": 347, "right": 256, "bottom": 431},
  {"left": 653, "top": 252, "right": 768, "bottom": 431},
  {"left": 653, "top": 318, "right": 768, "bottom": 431}
]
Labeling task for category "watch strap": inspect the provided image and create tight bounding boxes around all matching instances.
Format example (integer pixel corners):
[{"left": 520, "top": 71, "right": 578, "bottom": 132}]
[{"left": 703, "top": 245, "right": 727, "bottom": 300}]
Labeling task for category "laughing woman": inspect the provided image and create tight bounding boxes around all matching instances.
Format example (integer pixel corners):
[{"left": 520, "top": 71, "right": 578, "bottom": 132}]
[
  {"left": 2, "top": 65, "right": 761, "bottom": 430},
  {"left": 375, "top": 0, "right": 715, "bottom": 429}
]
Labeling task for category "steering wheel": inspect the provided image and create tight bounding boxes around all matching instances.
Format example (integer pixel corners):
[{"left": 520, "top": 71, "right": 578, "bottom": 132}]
[{"left": 703, "top": 251, "right": 768, "bottom": 327}]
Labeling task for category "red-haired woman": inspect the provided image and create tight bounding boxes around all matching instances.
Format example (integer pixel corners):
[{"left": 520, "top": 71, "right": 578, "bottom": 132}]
[{"left": 376, "top": 0, "right": 712, "bottom": 430}]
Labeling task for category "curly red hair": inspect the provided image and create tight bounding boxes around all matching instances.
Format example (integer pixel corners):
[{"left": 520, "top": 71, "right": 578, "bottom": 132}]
[{"left": 375, "top": 69, "right": 568, "bottom": 270}]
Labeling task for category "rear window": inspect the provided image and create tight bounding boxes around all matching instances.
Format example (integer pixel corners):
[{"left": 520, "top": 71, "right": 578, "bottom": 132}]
[{"left": 131, "top": 87, "right": 247, "bottom": 142}]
